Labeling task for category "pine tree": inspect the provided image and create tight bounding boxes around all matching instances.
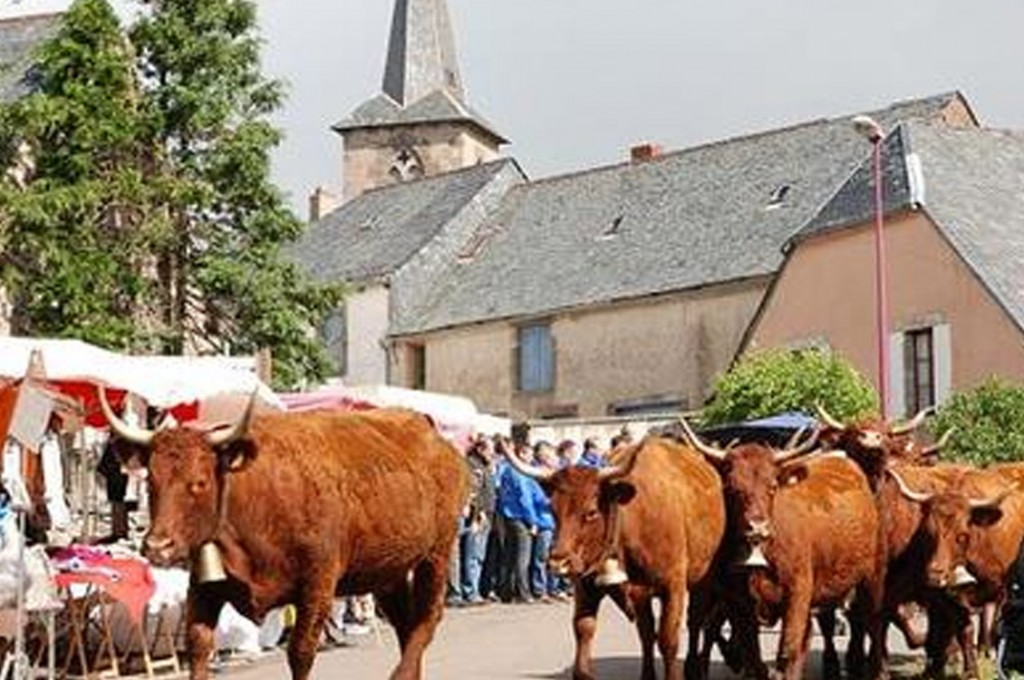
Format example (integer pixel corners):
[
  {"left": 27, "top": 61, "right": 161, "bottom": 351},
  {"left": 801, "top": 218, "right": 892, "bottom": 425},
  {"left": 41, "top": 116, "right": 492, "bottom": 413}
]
[
  {"left": 0, "top": 0, "right": 156, "bottom": 348},
  {"left": 0, "top": 0, "right": 340, "bottom": 388},
  {"left": 130, "top": 0, "right": 340, "bottom": 388}
]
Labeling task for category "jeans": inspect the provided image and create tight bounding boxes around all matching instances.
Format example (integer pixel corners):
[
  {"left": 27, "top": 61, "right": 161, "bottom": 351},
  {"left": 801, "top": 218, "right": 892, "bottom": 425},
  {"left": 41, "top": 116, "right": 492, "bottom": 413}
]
[
  {"left": 459, "top": 516, "right": 490, "bottom": 602},
  {"left": 504, "top": 519, "right": 533, "bottom": 602},
  {"left": 480, "top": 513, "right": 506, "bottom": 599},
  {"left": 530, "top": 528, "right": 553, "bottom": 597},
  {"left": 447, "top": 517, "right": 469, "bottom": 602}
]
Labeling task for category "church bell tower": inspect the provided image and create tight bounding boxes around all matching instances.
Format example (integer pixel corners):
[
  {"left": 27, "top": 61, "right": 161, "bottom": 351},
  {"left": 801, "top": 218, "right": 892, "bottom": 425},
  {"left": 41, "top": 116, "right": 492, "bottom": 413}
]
[{"left": 332, "top": 0, "right": 508, "bottom": 201}]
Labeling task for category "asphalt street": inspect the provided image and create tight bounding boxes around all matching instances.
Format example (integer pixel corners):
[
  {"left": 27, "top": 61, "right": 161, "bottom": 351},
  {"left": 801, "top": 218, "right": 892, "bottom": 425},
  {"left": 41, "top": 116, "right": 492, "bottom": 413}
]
[{"left": 218, "top": 600, "right": 927, "bottom": 679}]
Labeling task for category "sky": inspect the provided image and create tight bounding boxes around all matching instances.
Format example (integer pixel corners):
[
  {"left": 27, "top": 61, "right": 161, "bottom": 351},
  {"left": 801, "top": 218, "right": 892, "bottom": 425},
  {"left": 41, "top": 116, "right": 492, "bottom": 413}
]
[{"left": 5, "top": 0, "right": 1024, "bottom": 216}]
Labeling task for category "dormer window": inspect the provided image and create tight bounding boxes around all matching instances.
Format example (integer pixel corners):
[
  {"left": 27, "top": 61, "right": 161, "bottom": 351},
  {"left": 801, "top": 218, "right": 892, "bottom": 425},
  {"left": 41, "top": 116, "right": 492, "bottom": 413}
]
[
  {"left": 766, "top": 185, "right": 791, "bottom": 210},
  {"left": 598, "top": 215, "right": 625, "bottom": 241}
]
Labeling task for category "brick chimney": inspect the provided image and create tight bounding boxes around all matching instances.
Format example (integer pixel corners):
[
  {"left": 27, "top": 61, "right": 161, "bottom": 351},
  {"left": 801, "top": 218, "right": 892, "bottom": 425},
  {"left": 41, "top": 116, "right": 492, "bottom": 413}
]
[
  {"left": 630, "top": 143, "right": 662, "bottom": 163},
  {"left": 308, "top": 186, "right": 339, "bottom": 222}
]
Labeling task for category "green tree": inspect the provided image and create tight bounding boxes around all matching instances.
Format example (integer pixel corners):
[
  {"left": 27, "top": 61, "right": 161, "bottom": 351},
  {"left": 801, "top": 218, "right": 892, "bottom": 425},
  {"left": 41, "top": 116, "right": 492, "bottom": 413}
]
[
  {"left": 702, "top": 348, "right": 878, "bottom": 426},
  {"left": 930, "top": 379, "right": 1024, "bottom": 465},
  {"left": 0, "top": 0, "right": 340, "bottom": 388},
  {"left": 0, "top": 0, "right": 156, "bottom": 348}
]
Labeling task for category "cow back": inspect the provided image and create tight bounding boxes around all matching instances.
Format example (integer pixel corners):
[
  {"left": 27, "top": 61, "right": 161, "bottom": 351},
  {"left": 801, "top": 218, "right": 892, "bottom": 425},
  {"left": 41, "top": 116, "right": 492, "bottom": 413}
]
[
  {"left": 617, "top": 437, "right": 725, "bottom": 588},
  {"left": 768, "top": 455, "right": 878, "bottom": 603},
  {"left": 220, "top": 407, "right": 468, "bottom": 605}
]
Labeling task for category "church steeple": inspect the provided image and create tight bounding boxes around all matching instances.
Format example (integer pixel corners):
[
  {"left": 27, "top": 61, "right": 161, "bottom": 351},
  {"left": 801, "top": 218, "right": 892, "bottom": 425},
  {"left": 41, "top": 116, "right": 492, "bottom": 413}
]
[
  {"left": 331, "top": 0, "right": 507, "bottom": 202},
  {"left": 382, "top": 0, "right": 464, "bottom": 106}
]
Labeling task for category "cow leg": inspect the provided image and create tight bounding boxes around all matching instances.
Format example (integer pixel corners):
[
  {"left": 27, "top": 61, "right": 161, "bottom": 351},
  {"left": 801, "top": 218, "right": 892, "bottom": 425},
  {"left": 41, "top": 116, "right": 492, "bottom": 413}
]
[
  {"left": 776, "top": 587, "right": 811, "bottom": 680},
  {"left": 893, "top": 603, "right": 925, "bottom": 649},
  {"left": 378, "top": 585, "right": 413, "bottom": 650},
  {"left": 979, "top": 600, "right": 1000, "bottom": 658},
  {"left": 571, "top": 581, "right": 604, "bottom": 680},
  {"left": 657, "top": 587, "right": 686, "bottom": 680},
  {"left": 955, "top": 603, "right": 979, "bottom": 680},
  {"left": 634, "top": 594, "right": 657, "bottom": 680},
  {"left": 185, "top": 586, "right": 226, "bottom": 680},
  {"left": 287, "top": 576, "right": 336, "bottom": 680},
  {"left": 817, "top": 608, "right": 841, "bottom": 680},
  {"left": 389, "top": 553, "right": 448, "bottom": 680}
]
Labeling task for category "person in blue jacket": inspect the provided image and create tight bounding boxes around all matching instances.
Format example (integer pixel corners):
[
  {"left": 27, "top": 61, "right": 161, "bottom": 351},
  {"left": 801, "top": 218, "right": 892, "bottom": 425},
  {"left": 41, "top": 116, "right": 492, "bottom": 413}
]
[{"left": 497, "top": 442, "right": 550, "bottom": 603}]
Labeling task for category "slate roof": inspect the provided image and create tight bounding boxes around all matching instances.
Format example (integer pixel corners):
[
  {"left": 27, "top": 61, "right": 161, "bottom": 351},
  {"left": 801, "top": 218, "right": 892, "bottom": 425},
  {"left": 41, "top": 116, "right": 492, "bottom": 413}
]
[
  {"left": 392, "top": 92, "right": 968, "bottom": 335},
  {"left": 334, "top": 0, "right": 505, "bottom": 143},
  {"left": 0, "top": 13, "right": 61, "bottom": 103},
  {"left": 796, "top": 122, "right": 1024, "bottom": 334},
  {"left": 291, "top": 158, "right": 523, "bottom": 285}
]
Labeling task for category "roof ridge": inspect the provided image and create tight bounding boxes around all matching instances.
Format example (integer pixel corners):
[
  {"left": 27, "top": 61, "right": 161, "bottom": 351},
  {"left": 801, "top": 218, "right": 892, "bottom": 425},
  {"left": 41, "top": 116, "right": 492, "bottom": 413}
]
[
  {"left": 348, "top": 157, "right": 513, "bottom": 201},
  {"left": 524, "top": 93, "right": 960, "bottom": 191},
  {"left": 0, "top": 11, "right": 63, "bottom": 26}
]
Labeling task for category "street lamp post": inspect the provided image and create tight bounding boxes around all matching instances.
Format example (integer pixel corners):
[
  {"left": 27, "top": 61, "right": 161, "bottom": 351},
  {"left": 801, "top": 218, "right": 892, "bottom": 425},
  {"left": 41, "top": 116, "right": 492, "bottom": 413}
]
[{"left": 852, "top": 115, "right": 889, "bottom": 419}]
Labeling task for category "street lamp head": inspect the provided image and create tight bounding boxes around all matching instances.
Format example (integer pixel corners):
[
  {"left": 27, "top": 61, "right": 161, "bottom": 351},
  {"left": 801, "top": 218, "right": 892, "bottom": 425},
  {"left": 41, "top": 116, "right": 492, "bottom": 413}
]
[{"left": 852, "top": 115, "right": 885, "bottom": 143}]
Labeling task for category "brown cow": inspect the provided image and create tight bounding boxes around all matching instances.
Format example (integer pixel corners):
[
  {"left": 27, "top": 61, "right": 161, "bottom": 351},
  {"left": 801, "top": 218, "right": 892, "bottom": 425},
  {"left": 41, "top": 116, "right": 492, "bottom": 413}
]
[
  {"left": 889, "top": 466, "right": 1024, "bottom": 679},
  {"left": 100, "top": 391, "right": 468, "bottom": 680},
  {"left": 814, "top": 407, "right": 963, "bottom": 659},
  {"left": 504, "top": 436, "right": 725, "bottom": 680},
  {"left": 680, "top": 419, "right": 885, "bottom": 680}
]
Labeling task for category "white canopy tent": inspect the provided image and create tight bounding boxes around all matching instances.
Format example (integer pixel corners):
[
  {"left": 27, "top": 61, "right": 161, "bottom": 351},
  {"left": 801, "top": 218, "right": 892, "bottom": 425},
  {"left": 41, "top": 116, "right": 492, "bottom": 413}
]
[{"left": 0, "top": 336, "right": 281, "bottom": 415}]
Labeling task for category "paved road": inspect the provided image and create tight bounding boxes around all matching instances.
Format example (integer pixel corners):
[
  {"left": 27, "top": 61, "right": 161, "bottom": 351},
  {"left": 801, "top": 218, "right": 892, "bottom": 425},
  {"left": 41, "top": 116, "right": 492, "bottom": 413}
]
[{"left": 219, "top": 601, "right": 927, "bottom": 679}]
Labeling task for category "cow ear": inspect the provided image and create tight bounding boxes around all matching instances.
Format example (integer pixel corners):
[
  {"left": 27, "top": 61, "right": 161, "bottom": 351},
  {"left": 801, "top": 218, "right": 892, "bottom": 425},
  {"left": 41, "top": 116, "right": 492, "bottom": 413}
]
[
  {"left": 606, "top": 481, "right": 637, "bottom": 506},
  {"left": 778, "top": 463, "right": 810, "bottom": 488},
  {"left": 970, "top": 506, "right": 1003, "bottom": 528},
  {"left": 215, "top": 439, "right": 256, "bottom": 473}
]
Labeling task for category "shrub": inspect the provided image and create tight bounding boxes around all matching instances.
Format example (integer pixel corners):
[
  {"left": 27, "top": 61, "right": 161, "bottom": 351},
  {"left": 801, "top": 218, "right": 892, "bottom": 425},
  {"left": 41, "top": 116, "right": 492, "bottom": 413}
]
[
  {"left": 930, "top": 378, "right": 1024, "bottom": 465},
  {"left": 702, "top": 348, "right": 878, "bottom": 426}
]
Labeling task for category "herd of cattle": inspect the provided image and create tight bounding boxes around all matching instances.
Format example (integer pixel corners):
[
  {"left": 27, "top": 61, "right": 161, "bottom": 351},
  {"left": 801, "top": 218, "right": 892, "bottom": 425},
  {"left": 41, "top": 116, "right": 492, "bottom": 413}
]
[
  {"left": 92, "top": 388, "right": 1024, "bottom": 680},
  {"left": 506, "top": 407, "right": 1024, "bottom": 680}
]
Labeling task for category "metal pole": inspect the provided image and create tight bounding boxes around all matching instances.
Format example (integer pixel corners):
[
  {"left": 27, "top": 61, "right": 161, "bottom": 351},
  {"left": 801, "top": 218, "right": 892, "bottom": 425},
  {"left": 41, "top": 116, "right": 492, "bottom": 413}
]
[
  {"left": 14, "top": 507, "right": 26, "bottom": 680},
  {"left": 873, "top": 136, "right": 891, "bottom": 419}
]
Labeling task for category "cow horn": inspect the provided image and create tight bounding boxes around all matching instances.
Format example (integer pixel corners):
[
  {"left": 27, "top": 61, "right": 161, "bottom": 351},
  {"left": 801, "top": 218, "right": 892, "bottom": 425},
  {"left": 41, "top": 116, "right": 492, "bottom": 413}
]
[
  {"left": 891, "top": 406, "right": 933, "bottom": 435},
  {"left": 967, "top": 485, "right": 1016, "bottom": 511},
  {"left": 503, "top": 449, "right": 555, "bottom": 481},
  {"left": 886, "top": 467, "right": 934, "bottom": 504},
  {"left": 206, "top": 391, "right": 258, "bottom": 447},
  {"left": 815, "top": 403, "right": 845, "bottom": 430},
  {"left": 98, "top": 387, "right": 155, "bottom": 446},
  {"left": 783, "top": 426, "right": 809, "bottom": 450},
  {"left": 598, "top": 444, "right": 641, "bottom": 480},
  {"left": 922, "top": 427, "right": 955, "bottom": 457},
  {"left": 774, "top": 427, "right": 821, "bottom": 463},
  {"left": 678, "top": 417, "right": 728, "bottom": 462}
]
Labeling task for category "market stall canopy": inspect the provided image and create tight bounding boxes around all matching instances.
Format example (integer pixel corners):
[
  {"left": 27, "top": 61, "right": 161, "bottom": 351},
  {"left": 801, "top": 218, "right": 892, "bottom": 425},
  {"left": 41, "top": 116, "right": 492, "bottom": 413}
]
[
  {"left": 279, "top": 383, "right": 510, "bottom": 447},
  {"left": 0, "top": 337, "right": 282, "bottom": 426}
]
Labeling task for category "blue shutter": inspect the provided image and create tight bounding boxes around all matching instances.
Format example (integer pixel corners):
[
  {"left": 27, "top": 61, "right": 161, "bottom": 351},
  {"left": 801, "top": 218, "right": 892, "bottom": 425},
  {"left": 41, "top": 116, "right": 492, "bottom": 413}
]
[{"left": 519, "top": 325, "right": 553, "bottom": 393}]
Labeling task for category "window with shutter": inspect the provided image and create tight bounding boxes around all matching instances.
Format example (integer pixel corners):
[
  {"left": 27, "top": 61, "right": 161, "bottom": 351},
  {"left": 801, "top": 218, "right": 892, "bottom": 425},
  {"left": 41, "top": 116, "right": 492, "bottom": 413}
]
[
  {"left": 903, "top": 328, "right": 935, "bottom": 414},
  {"left": 517, "top": 324, "right": 554, "bottom": 393}
]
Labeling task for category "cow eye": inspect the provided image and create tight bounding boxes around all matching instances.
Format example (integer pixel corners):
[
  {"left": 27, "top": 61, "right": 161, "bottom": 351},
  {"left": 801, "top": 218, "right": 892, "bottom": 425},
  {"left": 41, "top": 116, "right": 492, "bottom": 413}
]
[
  {"left": 189, "top": 480, "right": 208, "bottom": 496},
  {"left": 584, "top": 509, "right": 601, "bottom": 523},
  {"left": 957, "top": 533, "right": 969, "bottom": 548}
]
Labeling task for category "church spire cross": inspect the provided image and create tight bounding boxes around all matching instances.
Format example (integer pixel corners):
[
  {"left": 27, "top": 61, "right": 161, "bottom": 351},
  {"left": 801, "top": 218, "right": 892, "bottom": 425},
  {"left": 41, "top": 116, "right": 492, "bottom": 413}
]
[{"left": 382, "top": 0, "right": 465, "bottom": 106}]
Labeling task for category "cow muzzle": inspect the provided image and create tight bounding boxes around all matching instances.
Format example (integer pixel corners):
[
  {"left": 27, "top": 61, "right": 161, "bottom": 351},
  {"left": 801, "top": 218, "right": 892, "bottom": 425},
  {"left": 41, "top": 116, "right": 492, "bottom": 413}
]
[
  {"left": 738, "top": 521, "right": 772, "bottom": 569},
  {"left": 143, "top": 534, "right": 178, "bottom": 566}
]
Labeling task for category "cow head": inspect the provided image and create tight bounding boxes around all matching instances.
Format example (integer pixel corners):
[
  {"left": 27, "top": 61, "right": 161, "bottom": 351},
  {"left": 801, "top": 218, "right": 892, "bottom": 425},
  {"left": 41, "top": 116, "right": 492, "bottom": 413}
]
[
  {"left": 504, "top": 444, "right": 640, "bottom": 579},
  {"left": 680, "top": 418, "right": 821, "bottom": 568},
  {"left": 99, "top": 389, "right": 257, "bottom": 567},
  {"left": 815, "top": 405, "right": 940, "bottom": 484},
  {"left": 887, "top": 467, "right": 1012, "bottom": 589}
]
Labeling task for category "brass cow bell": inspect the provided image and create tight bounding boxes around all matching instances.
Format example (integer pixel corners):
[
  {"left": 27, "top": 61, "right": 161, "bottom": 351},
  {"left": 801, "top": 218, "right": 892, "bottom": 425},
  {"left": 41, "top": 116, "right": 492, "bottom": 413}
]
[
  {"left": 740, "top": 544, "right": 770, "bottom": 569},
  {"left": 952, "top": 564, "right": 977, "bottom": 587},
  {"left": 194, "top": 542, "right": 227, "bottom": 583},
  {"left": 595, "top": 558, "right": 628, "bottom": 587}
]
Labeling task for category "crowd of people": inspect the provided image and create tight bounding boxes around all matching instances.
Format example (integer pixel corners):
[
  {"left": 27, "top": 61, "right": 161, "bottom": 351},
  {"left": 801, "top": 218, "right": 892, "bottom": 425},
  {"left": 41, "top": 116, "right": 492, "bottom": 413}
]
[{"left": 447, "top": 429, "right": 631, "bottom": 606}]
